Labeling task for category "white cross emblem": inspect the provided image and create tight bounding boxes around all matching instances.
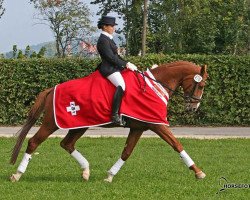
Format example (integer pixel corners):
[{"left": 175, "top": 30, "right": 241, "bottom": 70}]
[{"left": 66, "top": 102, "right": 80, "bottom": 116}]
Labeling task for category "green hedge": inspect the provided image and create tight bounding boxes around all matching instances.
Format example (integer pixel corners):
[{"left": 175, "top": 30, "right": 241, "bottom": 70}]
[{"left": 0, "top": 54, "right": 249, "bottom": 126}]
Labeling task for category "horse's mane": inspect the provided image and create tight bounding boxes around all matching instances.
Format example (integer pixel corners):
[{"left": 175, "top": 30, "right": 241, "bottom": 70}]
[
  {"left": 159, "top": 61, "right": 199, "bottom": 68},
  {"left": 150, "top": 61, "right": 201, "bottom": 79}
]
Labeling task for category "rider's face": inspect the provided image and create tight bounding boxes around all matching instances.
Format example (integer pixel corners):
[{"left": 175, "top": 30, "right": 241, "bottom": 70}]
[{"left": 103, "top": 25, "right": 115, "bottom": 35}]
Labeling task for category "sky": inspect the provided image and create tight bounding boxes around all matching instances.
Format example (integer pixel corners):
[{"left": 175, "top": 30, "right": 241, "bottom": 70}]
[{"left": 0, "top": 0, "right": 121, "bottom": 53}]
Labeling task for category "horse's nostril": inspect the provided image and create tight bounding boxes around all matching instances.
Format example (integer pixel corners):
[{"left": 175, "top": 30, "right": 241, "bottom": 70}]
[{"left": 192, "top": 107, "right": 197, "bottom": 112}]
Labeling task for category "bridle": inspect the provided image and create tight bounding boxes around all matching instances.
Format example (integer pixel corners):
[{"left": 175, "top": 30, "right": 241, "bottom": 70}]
[
  {"left": 183, "top": 75, "right": 205, "bottom": 103},
  {"left": 136, "top": 69, "right": 206, "bottom": 103}
]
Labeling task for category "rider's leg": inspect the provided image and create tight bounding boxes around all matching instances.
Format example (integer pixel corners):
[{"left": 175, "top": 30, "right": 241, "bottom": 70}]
[{"left": 107, "top": 72, "right": 125, "bottom": 125}]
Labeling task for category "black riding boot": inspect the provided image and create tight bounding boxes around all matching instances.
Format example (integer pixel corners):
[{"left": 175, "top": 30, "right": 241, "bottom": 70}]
[{"left": 111, "top": 86, "right": 124, "bottom": 125}]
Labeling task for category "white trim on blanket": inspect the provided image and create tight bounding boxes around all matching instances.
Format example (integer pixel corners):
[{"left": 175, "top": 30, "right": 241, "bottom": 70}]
[
  {"left": 142, "top": 69, "right": 169, "bottom": 106},
  {"left": 57, "top": 121, "right": 113, "bottom": 130},
  {"left": 146, "top": 69, "right": 169, "bottom": 100},
  {"left": 120, "top": 114, "right": 169, "bottom": 126},
  {"left": 53, "top": 85, "right": 60, "bottom": 128}
]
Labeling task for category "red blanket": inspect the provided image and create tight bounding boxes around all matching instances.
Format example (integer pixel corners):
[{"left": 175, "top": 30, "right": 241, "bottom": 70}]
[{"left": 54, "top": 70, "right": 169, "bottom": 129}]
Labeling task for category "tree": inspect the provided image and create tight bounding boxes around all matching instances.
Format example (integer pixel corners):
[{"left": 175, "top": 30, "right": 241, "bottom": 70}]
[
  {"left": 30, "top": 0, "right": 95, "bottom": 57},
  {"left": 146, "top": 0, "right": 217, "bottom": 54},
  {"left": 141, "top": 0, "right": 148, "bottom": 56},
  {"left": 12, "top": 45, "right": 17, "bottom": 58},
  {"left": 0, "top": 0, "right": 5, "bottom": 19},
  {"left": 25, "top": 45, "right": 31, "bottom": 58},
  {"left": 37, "top": 46, "right": 46, "bottom": 58},
  {"left": 92, "top": 0, "right": 249, "bottom": 55},
  {"left": 127, "top": 0, "right": 144, "bottom": 55},
  {"left": 17, "top": 50, "right": 24, "bottom": 59},
  {"left": 30, "top": 51, "right": 37, "bottom": 58},
  {"left": 211, "top": 0, "right": 249, "bottom": 55},
  {"left": 147, "top": 0, "right": 249, "bottom": 55}
]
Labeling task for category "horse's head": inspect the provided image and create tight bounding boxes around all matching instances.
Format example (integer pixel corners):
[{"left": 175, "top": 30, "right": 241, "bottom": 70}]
[{"left": 181, "top": 65, "right": 208, "bottom": 112}]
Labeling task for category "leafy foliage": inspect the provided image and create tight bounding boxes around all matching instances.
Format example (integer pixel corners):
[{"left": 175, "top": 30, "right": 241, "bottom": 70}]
[
  {"left": 0, "top": 54, "right": 249, "bottom": 125},
  {"left": 91, "top": 0, "right": 249, "bottom": 55},
  {"left": 0, "top": 58, "right": 97, "bottom": 124},
  {"left": 30, "top": 0, "right": 96, "bottom": 57},
  {"left": 10, "top": 45, "right": 46, "bottom": 59}
]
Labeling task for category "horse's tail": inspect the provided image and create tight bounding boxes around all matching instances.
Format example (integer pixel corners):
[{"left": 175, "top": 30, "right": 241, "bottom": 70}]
[{"left": 10, "top": 87, "right": 54, "bottom": 165}]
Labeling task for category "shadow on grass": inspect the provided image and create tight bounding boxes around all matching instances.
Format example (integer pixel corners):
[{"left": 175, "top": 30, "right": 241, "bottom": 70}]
[
  {"left": 22, "top": 175, "right": 83, "bottom": 183},
  {"left": 0, "top": 172, "right": 109, "bottom": 183}
]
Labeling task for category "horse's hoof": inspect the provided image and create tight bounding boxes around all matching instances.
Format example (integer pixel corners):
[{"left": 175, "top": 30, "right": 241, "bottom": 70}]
[
  {"left": 82, "top": 168, "right": 90, "bottom": 181},
  {"left": 195, "top": 171, "right": 206, "bottom": 179},
  {"left": 104, "top": 174, "right": 113, "bottom": 183},
  {"left": 10, "top": 173, "right": 21, "bottom": 182}
]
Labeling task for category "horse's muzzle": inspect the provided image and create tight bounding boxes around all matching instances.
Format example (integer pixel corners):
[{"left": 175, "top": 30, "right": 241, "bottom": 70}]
[{"left": 185, "top": 102, "right": 200, "bottom": 112}]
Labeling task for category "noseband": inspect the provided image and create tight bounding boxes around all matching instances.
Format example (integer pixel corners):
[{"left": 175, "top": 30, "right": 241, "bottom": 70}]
[{"left": 137, "top": 70, "right": 205, "bottom": 103}]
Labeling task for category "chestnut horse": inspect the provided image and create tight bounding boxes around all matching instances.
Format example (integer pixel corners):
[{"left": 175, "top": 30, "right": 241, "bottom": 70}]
[{"left": 10, "top": 61, "right": 208, "bottom": 183}]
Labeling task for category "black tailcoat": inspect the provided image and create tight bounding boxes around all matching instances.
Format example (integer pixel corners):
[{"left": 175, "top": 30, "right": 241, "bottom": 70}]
[{"left": 97, "top": 34, "right": 127, "bottom": 77}]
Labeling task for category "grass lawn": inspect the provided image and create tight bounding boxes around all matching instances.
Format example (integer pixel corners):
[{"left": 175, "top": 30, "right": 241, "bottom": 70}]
[{"left": 0, "top": 137, "right": 249, "bottom": 200}]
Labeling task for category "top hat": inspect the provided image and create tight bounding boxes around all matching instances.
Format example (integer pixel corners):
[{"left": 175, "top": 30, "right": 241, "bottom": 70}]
[{"left": 98, "top": 16, "right": 117, "bottom": 28}]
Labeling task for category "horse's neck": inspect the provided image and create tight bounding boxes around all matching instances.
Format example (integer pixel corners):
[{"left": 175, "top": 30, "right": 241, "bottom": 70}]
[{"left": 151, "top": 67, "right": 183, "bottom": 96}]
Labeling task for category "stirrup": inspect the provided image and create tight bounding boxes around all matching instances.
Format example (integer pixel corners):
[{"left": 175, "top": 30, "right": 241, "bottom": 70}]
[{"left": 112, "top": 115, "right": 125, "bottom": 126}]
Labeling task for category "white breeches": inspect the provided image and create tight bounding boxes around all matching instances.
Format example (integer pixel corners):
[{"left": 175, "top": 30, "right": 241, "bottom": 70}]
[{"left": 107, "top": 72, "right": 126, "bottom": 91}]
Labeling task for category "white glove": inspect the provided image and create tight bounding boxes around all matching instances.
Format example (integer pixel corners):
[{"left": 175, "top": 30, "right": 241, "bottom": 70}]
[{"left": 126, "top": 62, "right": 137, "bottom": 71}]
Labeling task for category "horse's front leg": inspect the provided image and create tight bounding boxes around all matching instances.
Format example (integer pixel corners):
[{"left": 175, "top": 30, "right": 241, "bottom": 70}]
[
  {"left": 149, "top": 124, "right": 206, "bottom": 179},
  {"left": 60, "top": 128, "right": 89, "bottom": 181},
  {"left": 104, "top": 128, "right": 143, "bottom": 183}
]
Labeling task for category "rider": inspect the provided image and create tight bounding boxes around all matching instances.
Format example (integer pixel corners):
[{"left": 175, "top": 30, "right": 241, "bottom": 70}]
[{"left": 96, "top": 16, "right": 137, "bottom": 125}]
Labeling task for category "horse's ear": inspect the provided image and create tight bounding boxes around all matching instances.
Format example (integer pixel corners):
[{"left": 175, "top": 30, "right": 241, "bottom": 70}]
[{"left": 201, "top": 65, "right": 207, "bottom": 76}]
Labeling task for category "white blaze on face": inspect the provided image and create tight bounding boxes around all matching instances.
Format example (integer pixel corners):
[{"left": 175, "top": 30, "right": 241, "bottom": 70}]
[
  {"left": 199, "top": 90, "right": 204, "bottom": 99},
  {"left": 192, "top": 90, "right": 203, "bottom": 109},
  {"left": 196, "top": 90, "right": 204, "bottom": 108}
]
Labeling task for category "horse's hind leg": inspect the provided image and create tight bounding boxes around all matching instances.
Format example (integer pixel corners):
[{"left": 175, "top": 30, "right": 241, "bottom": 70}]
[
  {"left": 149, "top": 124, "right": 206, "bottom": 179},
  {"left": 10, "top": 123, "right": 58, "bottom": 182},
  {"left": 104, "top": 129, "right": 143, "bottom": 183},
  {"left": 10, "top": 97, "right": 58, "bottom": 182},
  {"left": 60, "top": 128, "right": 90, "bottom": 180}
]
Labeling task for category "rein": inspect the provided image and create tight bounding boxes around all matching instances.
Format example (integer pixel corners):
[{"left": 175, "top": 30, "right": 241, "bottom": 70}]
[{"left": 135, "top": 70, "right": 202, "bottom": 103}]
